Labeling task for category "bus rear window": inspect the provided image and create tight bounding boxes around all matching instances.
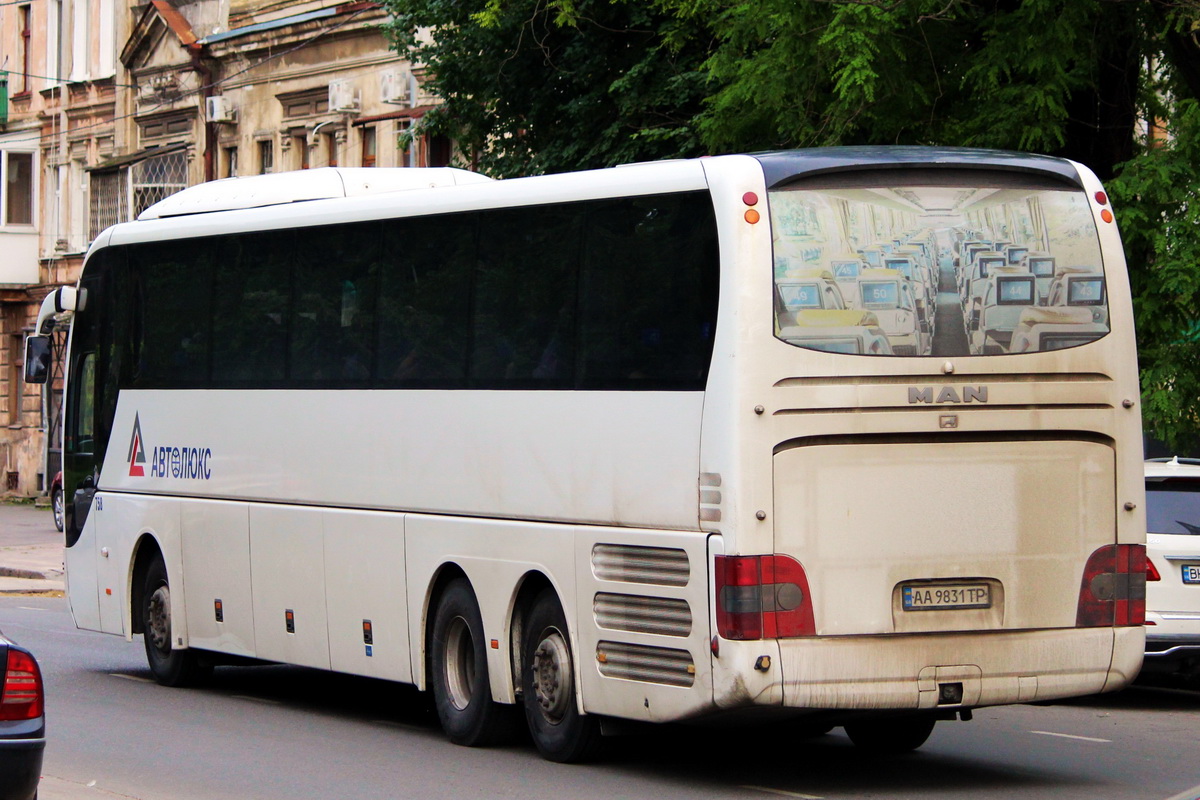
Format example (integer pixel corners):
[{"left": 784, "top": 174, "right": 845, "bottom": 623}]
[{"left": 770, "top": 171, "right": 1108, "bottom": 357}]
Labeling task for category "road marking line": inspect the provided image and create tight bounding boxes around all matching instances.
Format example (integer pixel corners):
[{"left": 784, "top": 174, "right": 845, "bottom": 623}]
[
  {"left": 109, "top": 673, "right": 155, "bottom": 684},
  {"left": 17, "top": 606, "right": 46, "bottom": 611},
  {"left": 1163, "top": 781, "right": 1200, "bottom": 800},
  {"left": 742, "top": 786, "right": 824, "bottom": 799},
  {"left": 231, "top": 694, "right": 282, "bottom": 705},
  {"left": 1031, "top": 730, "right": 1111, "bottom": 743}
]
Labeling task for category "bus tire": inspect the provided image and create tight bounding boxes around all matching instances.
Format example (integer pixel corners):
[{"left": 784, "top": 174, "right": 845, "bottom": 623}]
[
  {"left": 141, "top": 557, "right": 211, "bottom": 687},
  {"left": 843, "top": 715, "right": 936, "bottom": 754},
  {"left": 429, "top": 578, "right": 511, "bottom": 747},
  {"left": 520, "top": 588, "right": 601, "bottom": 763}
]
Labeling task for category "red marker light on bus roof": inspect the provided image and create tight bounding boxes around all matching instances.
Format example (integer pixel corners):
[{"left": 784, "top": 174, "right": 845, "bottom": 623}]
[
  {"left": 1094, "top": 191, "right": 1108, "bottom": 206},
  {"left": 742, "top": 192, "right": 759, "bottom": 206}
]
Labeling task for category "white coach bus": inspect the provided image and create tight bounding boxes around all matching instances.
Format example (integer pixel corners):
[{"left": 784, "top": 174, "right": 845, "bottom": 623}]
[{"left": 26, "top": 148, "right": 1145, "bottom": 761}]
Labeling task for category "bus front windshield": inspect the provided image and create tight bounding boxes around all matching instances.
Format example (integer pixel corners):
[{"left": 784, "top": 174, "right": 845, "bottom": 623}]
[{"left": 769, "top": 172, "right": 1109, "bottom": 357}]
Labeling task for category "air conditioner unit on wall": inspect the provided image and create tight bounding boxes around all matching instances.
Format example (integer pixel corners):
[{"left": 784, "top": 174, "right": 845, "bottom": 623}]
[
  {"left": 380, "top": 69, "right": 411, "bottom": 106},
  {"left": 328, "top": 79, "right": 360, "bottom": 114},
  {"left": 206, "top": 96, "right": 237, "bottom": 123}
]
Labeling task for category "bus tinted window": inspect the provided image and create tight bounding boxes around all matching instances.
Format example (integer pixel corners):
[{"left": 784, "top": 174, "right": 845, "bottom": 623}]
[
  {"left": 212, "top": 231, "right": 292, "bottom": 384},
  {"left": 770, "top": 171, "right": 1108, "bottom": 356},
  {"left": 579, "top": 193, "right": 718, "bottom": 389},
  {"left": 292, "top": 221, "right": 380, "bottom": 384},
  {"left": 129, "top": 242, "right": 213, "bottom": 386},
  {"left": 102, "top": 191, "right": 718, "bottom": 391},
  {"left": 471, "top": 206, "right": 580, "bottom": 386},
  {"left": 378, "top": 214, "right": 474, "bottom": 386}
]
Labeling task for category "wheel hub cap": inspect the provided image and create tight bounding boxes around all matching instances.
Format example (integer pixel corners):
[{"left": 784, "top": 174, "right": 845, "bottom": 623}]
[
  {"left": 532, "top": 629, "right": 572, "bottom": 723},
  {"left": 147, "top": 586, "right": 171, "bottom": 654}
]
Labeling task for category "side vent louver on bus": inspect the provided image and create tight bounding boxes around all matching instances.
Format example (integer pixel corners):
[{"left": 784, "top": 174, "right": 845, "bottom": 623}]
[
  {"left": 596, "top": 642, "right": 695, "bottom": 687},
  {"left": 593, "top": 593, "right": 692, "bottom": 638},
  {"left": 591, "top": 544, "right": 690, "bottom": 587}
]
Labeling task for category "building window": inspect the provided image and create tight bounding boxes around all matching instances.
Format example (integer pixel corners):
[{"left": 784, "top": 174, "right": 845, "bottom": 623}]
[
  {"left": 3, "top": 152, "right": 34, "bottom": 226},
  {"left": 295, "top": 135, "right": 310, "bottom": 170},
  {"left": 428, "top": 135, "right": 452, "bottom": 168},
  {"left": 18, "top": 6, "right": 32, "bottom": 94},
  {"left": 279, "top": 89, "right": 329, "bottom": 119},
  {"left": 361, "top": 127, "right": 376, "bottom": 168},
  {"left": 139, "top": 113, "right": 194, "bottom": 142},
  {"left": 132, "top": 151, "right": 187, "bottom": 217},
  {"left": 224, "top": 147, "right": 238, "bottom": 178},
  {"left": 325, "top": 132, "right": 338, "bottom": 168},
  {"left": 398, "top": 122, "right": 413, "bottom": 167},
  {"left": 90, "top": 170, "right": 127, "bottom": 240},
  {"left": 258, "top": 140, "right": 274, "bottom": 174}
]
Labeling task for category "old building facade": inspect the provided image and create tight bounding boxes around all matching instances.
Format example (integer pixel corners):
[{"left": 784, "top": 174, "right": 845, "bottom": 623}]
[{"left": 1, "top": 0, "right": 438, "bottom": 497}]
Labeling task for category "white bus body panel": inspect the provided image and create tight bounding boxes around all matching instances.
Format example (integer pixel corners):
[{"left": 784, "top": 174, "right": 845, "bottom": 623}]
[
  {"left": 249, "top": 505, "right": 330, "bottom": 670},
  {"left": 181, "top": 500, "right": 255, "bottom": 657},
  {"left": 323, "top": 509, "right": 410, "bottom": 682},
  {"left": 101, "top": 391, "right": 703, "bottom": 530},
  {"left": 774, "top": 439, "right": 1114, "bottom": 635}
]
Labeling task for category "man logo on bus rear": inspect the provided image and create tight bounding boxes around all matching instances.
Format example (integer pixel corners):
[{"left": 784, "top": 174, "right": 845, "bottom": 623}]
[{"left": 908, "top": 386, "right": 988, "bottom": 404}]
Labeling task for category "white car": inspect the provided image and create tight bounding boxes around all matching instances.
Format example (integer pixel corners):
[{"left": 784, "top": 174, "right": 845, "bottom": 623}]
[{"left": 1142, "top": 457, "right": 1200, "bottom": 683}]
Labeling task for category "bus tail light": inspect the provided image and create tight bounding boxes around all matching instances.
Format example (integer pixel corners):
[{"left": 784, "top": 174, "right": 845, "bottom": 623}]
[
  {"left": 0, "top": 648, "right": 44, "bottom": 721},
  {"left": 1076, "top": 544, "right": 1146, "bottom": 627},
  {"left": 714, "top": 554, "right": 815, "bottom": 640}
]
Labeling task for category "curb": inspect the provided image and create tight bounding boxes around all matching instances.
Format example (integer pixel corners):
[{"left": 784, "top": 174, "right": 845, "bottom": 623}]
[{"left": 0, "top": 566, "right": 53, "bottom": 580}]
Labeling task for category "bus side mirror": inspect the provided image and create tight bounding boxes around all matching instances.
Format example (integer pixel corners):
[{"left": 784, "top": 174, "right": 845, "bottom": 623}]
[{"left": 24, "top": 335, "right": 51, "bottom": 384}]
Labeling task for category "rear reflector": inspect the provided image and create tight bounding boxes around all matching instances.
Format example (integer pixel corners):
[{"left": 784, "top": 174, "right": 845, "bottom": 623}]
[
  {"left": 1076, "top": 544, "right": 1146, "bottom": 627},
  {"left": 0, "top": 648, "right": 44, "bottom": 721},
  {"left": 714, "top": 554, "right": 815, "bottom": 640}
]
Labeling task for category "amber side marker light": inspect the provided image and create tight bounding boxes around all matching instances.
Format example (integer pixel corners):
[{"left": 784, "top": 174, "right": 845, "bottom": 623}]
[{"left": 745, "top": 209, "right": 761, "bottom": 224}]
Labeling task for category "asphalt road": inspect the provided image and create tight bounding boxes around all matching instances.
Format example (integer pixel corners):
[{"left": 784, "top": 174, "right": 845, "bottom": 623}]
[{"left": 3, "top": 593, "right": 1200, "bottom": 800}]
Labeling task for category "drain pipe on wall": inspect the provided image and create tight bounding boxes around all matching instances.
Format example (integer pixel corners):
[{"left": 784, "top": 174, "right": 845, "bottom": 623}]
[{"left": 189, "top": 48, "right": 216, "bottom": 183}]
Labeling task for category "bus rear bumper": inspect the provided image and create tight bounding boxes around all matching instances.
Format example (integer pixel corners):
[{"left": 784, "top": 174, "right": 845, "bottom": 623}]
[{"left": 715, "top": 626, "right": 1144, "bottom": 712}]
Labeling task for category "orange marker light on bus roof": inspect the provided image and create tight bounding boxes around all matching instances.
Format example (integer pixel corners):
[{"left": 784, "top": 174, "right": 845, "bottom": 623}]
[
  {"left": 1101, "top": 209, "right": 1114, "bottom": 224},
  {"left": 745, "top": 209, "right": 761, "bottom": 224}
]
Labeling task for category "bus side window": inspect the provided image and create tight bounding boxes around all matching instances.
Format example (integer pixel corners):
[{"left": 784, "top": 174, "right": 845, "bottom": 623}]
[
  {"left": 377, "top": 213, "right": 474, "bottom": 386},
  {"left": 470, "top": 206, "right": 579, "bottom": 386},
  {"left": 291, "top": 221, "right": 381, "bottom": 384},
  {"left": 212, "top": 231, "right": 292, "bottom": 384},
  {"left": 578, "top": 193, "right": 718, "bottom": 389}
]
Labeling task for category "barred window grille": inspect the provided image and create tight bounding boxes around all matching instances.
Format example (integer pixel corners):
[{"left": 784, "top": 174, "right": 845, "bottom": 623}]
[
  {"left": 89, "top": 170, "right": 127, "bottom": 240},
  {"left": 132, "top": 152, "right": 187, "bottom": 217}
]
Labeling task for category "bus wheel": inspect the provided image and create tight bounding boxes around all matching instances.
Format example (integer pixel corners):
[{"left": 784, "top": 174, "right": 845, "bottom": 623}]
[
  {"left": 430, "top": 578, "right": 511, "bottom": 746},
  {"left": 843, "top": 715, "right": 936, "bottom": 754},
  {"left": 520, "top": 589, "right": 601, "bottom": 763},
  {"left": 141, "top": 558, "right": 211, "bottom": 687}
]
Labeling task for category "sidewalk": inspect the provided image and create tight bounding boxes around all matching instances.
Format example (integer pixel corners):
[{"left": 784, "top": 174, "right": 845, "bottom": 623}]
[{"left": 0, "top": 501, "right": 66, "bottom": 595}]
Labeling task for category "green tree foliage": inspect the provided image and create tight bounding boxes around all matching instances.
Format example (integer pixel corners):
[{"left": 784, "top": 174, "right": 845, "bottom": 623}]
[
  {"left": 1108, "top": 101, "right": 1200, "bottom": 451},
  {"left": 382, "top": 0, "right": 712, "bottom": 177},
  {"left": 385, "top": 0, "right": 1200, "bottom": 446}
]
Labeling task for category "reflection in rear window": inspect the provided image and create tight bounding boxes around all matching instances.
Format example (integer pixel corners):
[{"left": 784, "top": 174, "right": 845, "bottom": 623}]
[
  {"left": 1146, "top": 481, "right": 1200, "bottom": 535},
  {"left": 770, "top": 172, "right": 1108, "bottom": 357}
]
